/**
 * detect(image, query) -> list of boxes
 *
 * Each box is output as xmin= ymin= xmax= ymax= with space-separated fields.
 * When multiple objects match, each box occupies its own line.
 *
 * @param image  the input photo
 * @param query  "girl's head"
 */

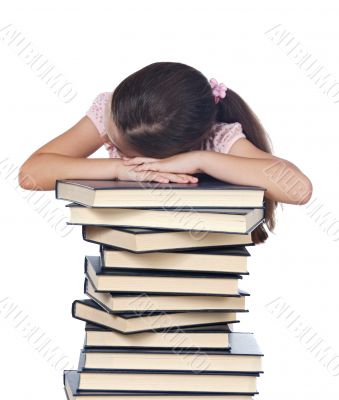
xmin=106 ymin=62 xmax=218 ymax=158
xmin=105 ymin=61 xmax=278 ymax=244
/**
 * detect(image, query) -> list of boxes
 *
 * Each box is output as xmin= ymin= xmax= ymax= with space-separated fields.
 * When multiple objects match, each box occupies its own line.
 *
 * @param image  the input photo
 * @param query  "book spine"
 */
xmin=99 ymin=245 xmax=105 ymax=267
xmin=55 ymin=180 xmax=60 ymax=199
xmin=71 ymin=300 xmax=77 ymax=319
xmin=77 ymin=350 xmax=85 ymax=371
xmin=81 ymin=225 xmax=86 ymax=241
xmin=83 ymin=278 xmax=88 ymax=295
xmin=84 ymin=256 xmax=88 ymax=274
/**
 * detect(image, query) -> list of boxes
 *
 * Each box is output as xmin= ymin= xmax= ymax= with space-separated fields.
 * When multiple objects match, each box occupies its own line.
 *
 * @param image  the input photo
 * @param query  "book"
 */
xmin=64 ymin=370 xmax=254 ymax=400
xmin=79 ymin=332 xmax=263 ymax=372
xmin=75 ymin=356 xmax=260 ymax=393
xmin=100 ymin=245 xmax=250 ymax=274
xmin=67 ymin=204 xmax=265 ymax=234
xmin=83 ymin=225 xmax=254 ymax=252
xmin=85 ymin=256 xmax=242 ymax=296
xmin=56 ymin=174 xmax=266 ymax=208
xmin=85 ymin=278 xmax=249 ymax=313
xmin=84 ymin=322 xmax=232 ymax=349
xmin=72 ymin=299 xmax=240 ymax=334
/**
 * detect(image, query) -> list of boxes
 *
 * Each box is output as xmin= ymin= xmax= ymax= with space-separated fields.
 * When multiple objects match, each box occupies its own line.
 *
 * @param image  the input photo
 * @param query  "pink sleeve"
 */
xmin=205 ymin=122 xmax=246 ymax=153
xmin=85 ymin=92 xmax=112 ymax=136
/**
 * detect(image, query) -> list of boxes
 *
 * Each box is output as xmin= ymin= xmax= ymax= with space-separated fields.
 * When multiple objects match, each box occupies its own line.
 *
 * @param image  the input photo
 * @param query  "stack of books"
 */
xmin=55 ymin=173 xmax=266 ymax=399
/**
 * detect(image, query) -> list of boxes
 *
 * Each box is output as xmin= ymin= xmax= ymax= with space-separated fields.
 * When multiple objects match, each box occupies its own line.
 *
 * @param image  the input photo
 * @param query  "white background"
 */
xmin=1 ymin=0 xmax=339 ymax=398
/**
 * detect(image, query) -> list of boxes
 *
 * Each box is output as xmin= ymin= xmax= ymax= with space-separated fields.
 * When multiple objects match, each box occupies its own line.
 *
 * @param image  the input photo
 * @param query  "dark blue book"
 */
xmin=67 ymin=203 xmax=265 ymax=234
xmin=79 ymin=331 xmax=263 ymax=373
xmin=72 ymin=297 xmax=240 ymax=334
xmin=64 ymin=369 xmax=256 ymax=399
xmin=84 ymin=255 xmax=243 ymax=296
xmin=82 ymin=225 xmax=254 ymax=252
xmin=71 ymin=350 xmax=261 ymax=393
xmin=56 ymin=173 xmax=266 ymax=208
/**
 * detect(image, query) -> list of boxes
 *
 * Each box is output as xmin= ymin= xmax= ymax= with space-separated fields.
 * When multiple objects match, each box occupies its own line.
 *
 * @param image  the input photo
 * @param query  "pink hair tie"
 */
xmin=209 ymin=78 xmax=227 ymax=104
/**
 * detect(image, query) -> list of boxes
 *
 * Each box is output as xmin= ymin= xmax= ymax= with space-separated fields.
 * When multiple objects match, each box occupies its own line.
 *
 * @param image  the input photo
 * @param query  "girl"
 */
xmin=19 ymin=61 xmax=312 ymax=244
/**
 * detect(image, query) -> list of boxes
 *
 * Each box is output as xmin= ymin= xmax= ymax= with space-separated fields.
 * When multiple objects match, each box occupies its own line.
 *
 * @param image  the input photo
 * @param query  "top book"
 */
xmin=55 ymin=173 xmax=266 ymax=208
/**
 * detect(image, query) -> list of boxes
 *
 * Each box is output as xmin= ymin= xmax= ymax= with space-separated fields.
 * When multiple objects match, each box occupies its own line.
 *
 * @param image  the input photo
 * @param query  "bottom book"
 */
xmin=70 ymin=367 xmax=259 ymax=393
xmin=64 ymin=370 xmax=256 ymax=400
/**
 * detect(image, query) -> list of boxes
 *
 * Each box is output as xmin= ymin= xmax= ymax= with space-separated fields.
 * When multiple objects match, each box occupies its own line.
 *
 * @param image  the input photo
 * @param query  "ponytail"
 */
xmin=216 ymin=88 xmax=279 ymax=244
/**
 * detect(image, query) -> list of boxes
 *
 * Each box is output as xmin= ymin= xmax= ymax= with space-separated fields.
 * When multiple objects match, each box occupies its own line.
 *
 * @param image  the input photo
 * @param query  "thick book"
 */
xmin=100 ymin=245 xmax=250 ymax=274
xmin=72 ymin=299 xmax=240 ymax=334
xmin=75 ymin=355 xmax=260 ymax=393
xmin=67 ymin=204 xmax=264 ymax=234
xmin=84 ymin=321 xmax=232 ymax=349
xmin=56 ymin=173 xmax=266 ymax=208
xmin=82 ymin=225 xmax=254 ymax=252
xmin=85 ymin=255 xmax=242 ymax=296
xmin=79 ymin=332 xmax=263 ymax=373
xmin=64 ymin=370 xmax=255 ymax=400
xmin=85 ymin=277 xmax=249 ymax=313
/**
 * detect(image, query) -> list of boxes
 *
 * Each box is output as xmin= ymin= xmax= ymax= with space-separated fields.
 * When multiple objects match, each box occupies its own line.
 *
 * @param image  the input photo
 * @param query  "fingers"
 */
xmin=134 ymin=166 xmax=198 ymax=183
xmin=158 ymin=173 xmax=198 ymax=183
xmin=154 ymin=172 xmax=191 ymax=183
xmin=135 ymin=170 xmax=197 ymax=184
xmin=123 ymin=157 xmax=159 ymax=166
xmin=176 ymin=174 xmax=199 ymax=183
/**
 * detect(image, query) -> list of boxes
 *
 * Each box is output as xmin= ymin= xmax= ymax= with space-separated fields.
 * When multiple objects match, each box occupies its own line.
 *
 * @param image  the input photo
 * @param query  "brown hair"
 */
xmin=109 ymin=61 xmax=278 ymax=244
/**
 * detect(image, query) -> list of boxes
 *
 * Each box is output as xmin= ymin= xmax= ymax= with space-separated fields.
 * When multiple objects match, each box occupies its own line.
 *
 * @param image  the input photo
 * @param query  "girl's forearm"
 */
xmin=19 ymin=153 xmax=123 ymax=191
xmin=199 ymin=151 xmax=312 ymax=205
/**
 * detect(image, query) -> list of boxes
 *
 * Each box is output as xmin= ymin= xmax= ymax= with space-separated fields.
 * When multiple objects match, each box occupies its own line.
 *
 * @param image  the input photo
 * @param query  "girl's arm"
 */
xmin=19 ymin=116 xmax=123 ymax=191
xmin=19 ymin=116 xmax=197 ymax=191
xmin=199 ymin=141 xmax=313 ymax=205
xmin=124 ymin=138 xmax=313 ymax=205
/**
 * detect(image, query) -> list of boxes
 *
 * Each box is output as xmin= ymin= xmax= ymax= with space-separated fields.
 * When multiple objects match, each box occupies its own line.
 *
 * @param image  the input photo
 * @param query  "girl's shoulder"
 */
xmin=85 ymin=91 xmax=113 ymax=135
xmin=202 ymin=122 xmax=246 ymax=154
xmin=86 ymin=91 xmax=120 ymax=157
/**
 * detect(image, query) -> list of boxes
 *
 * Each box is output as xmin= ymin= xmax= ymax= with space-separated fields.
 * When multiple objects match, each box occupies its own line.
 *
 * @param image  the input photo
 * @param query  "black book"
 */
xmin=83 ymin=225 xmax=254 ymax=252
xmin=100 ymin=245 xmax=251 ymax=274
xmin=64 ymin=370 xmax=256 ymax=399
xmin=85 ymin=255 xmax=242 ymax=296
xmin=75 ymin=350 xmax=260 ymax=393
xmin=56 ymin=173 xmax=266 ymax=208
xmin=84 ymin=277 xmax=249 ymax=313
xmin=72 ymin=299 xmax=240 ymax=334
xmin=79 ymin=332 xmax=263 ymax=373
xmin=67 ymin=203 xmax=265 ymax=234
xmin=84 ymin=321 xmax=233 ymax=349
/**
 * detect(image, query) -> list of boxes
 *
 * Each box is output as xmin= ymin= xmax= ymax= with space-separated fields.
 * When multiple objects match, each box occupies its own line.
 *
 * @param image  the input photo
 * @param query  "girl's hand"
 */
xmin=116 ymin=161 xmax=198 ymax=183
xmin=122 ymin=151 xmax=203 ymax=181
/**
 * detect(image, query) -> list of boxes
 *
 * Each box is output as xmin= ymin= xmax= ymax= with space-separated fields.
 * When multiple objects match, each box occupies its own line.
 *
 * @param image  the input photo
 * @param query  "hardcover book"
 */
xmin=100 ymin=245 xmax=250 ymax=274
xmin=56 ymin=173 xmax=266 ymax=208
xmin=64 ymin=370 xmax=255 ymax=400
xmin=79 ymin=331 xmax=263 ymax=372
xmin=84 ymin=321 xmax=232 ymax=349
xmin=72 ymin=299 xmax=240 ymax=334
xmin=75 ymin=358 xmax=260 ymax=393
xmin=85 ymin=255 xmax=242 ymax=296
xmin=67 ymin=204 xmax=265 ymax=234
xmin=84 ymin=278 xmax=249 ymax=313
xmin=82 ymin=225 xmax=254 ymax=252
